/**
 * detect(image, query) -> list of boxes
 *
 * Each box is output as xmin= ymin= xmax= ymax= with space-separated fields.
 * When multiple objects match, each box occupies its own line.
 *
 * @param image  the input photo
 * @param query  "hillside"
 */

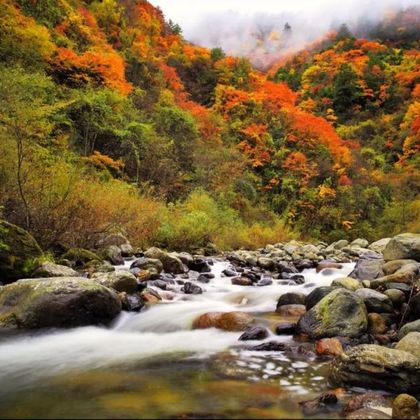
xmin=0 ymin=0 xmax=419 ymax=253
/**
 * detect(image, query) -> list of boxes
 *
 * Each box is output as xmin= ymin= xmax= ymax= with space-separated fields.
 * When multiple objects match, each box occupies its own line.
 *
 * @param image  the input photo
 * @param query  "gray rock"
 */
xmin=351 ymin=238 xmax=369 ymax=248
xmin=238 ymin=326 xmax=269 ymax=341
xmin=384 ymin=289 xmax=406 ymax=306
xmin=130 ymin=257 xmax=163 ymax=279
xmin=355 ymin=288 xmax=394 ymax=313
xmin=144 ymin=247 xmax=186 ymax=274
xmin=349 ymin=255 xmax=384 ymax=280
xmin=383 ymin=233 xmax=420 ymax=261
xmin=331 ymin=344 xmax=420 ymax=394
xmin=368 ymin=238 xmax=391 ymax=254
xmin=91 ymin=270 xmax=138 ymax=293
xmin=383 ymin=259 xmax=418 ymax=275
xmin=103 ymin=245 xmax=124 ymax=265
xmin=33 ymin=262 xmax=78 ymax=278
xmin=399 ymin=319 xmax=420 ymax=339
xmin=182 ymin=282 xmax=203 ymax=294
xmin=0 ymin=277 xmax=121 ymax=329
xmin=297 ymin=289 xmax=368 ymax=339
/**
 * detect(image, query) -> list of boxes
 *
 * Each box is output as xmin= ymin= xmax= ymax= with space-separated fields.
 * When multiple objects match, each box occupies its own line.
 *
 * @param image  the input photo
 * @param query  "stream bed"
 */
xmin=0 ymin=259 xmax=370 ymax=419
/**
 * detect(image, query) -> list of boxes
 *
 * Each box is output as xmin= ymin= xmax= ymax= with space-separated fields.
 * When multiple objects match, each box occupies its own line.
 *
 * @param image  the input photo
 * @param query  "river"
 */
xmin=0 ymin=259 xmax=356 ymax=419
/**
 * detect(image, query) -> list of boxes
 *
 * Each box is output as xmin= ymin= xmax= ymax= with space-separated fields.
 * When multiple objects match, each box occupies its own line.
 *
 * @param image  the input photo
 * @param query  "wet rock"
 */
xmin=355 ymin=288 xmax=394 ymax=313
xmin=383 ymin=233 xmax=420 ymax=261
xmin=277 ymin=292 xmax=306 ymax=308
xmin=349 ymin=254 xmax=384 ymax=280
xmin=315 ymin=337 xmax=344 ymax=357
xmin=367 ymin=313 xmax=387 ymax=334
xmin=257 ymin=277 xmax=273 ymax=286
xmin=197 ymin=273 xmax=214 ymax=283
xmin=192 ymin=311 xmax=254 ymax=332
xmin=189 ymin=258 xmax=211 ymax=273
xmin=231 ymin=277 xmax=253 ymax=286
xmin=299 ymin=391 xmax=339 ymax=416
xmin=331 ymin=344 xmax=420 ymax=394
xmin=238 ymin=326 xmax=270 ymax=341
xmin=0 ymin=221 xmax=43 ymax=284
xmin=343 ymin=392 xmax=389 ymax=416
xmin=141 ymin=288 xmax=162 ymax=304
xmin=33 ymin=262 xmax=78 ymax=278
xmin=275 ymin=321 xmax=296 ymax=335
xmin=305 ymin=286 xmax=335 ymax=310
xmin=332 ymin=277 xmax=362 ymax=291
xmin=130 ymin=257 xmax=163 ymax=279
xmin=392 ymin=394 xmax=418 ymax=419
xmin=182 ymin=282 xmax=203 ymax=294
xmin=316 ymin=261 xmax=343 ymax=273
xmin=346 ymin=408 xmax=391 ymax=419
xmin=119 ymin=292 xmax=144 ymax=312
xmin=276 ymin=304 xmax=306 ymax=317
xmin=257 ymin=257 xmax=275 ymax=270
xmin=0 ymin=277 xmax=121 ymax=329
xmin=395 ymin=332 xmax=420 ymax=357
xmin=290 ymin=274 xmax=305 ymax=284
xmin=91 ymin=270 xmax=138 ymax=293
xmin=276 ymin=261 xmax=298 ymax=274
xmin=297 ymin=289 xmax=368 ymax=339
xmin=147 ymin=280 xmax=168 ymax=290
xmin=251 ymin=341 xmax=288 ymax=351
xmin=399 ymin=319 xmax=420 ymax=339
xmin=222 ymin=268 xmax=236 ymax=277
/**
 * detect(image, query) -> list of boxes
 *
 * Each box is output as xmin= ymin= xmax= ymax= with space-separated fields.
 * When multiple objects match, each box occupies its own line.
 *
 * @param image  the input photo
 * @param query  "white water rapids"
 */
xmin=0 ymin=259 xmax=354 ymax=395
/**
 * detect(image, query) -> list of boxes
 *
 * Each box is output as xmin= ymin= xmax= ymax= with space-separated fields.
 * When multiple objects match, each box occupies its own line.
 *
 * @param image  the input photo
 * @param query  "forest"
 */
xmin=0 ymin=0 xmax=418 ymax=255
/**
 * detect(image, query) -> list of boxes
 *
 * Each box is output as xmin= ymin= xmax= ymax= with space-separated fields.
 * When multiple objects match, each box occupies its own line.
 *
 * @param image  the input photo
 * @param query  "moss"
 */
xmin=61 ymin=248 xmax=101 ymax=267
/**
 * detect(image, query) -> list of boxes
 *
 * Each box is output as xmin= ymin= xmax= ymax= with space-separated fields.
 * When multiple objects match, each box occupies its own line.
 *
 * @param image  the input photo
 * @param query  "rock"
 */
xmin=315 ymin=338 xmax=344 ymax=357
xmin=399 ymin=319 xmax=420 ymax=339
xmin=102 ymin=245 xmax=124 ymax=265
xmin=0 ymin=277 xmax=121 ymax=329
xmin=276 ymin=304 xmax=306 ymax=317
xmin=238 ymin=326 xmax=269 ymax=341
xmin=197 ymin=273 xmax=214 ymax=283
xmin=385 ymin=282 xmax=412 ymax=293
xmin=299 ymin=391 xmax=339 ymax=416
xmin=85 ymin=260 xmax=115 ymax=274
xmin=231 ymin=277 xmax=253 ymax=286
xmin=383 ymin=233 xmax=420 ymax=261
xmin=331 ymin=344 xmax=420 ymax=394
xmin=392 ymin=394 xmax=418 ymax=419
xmin=316 ymin=261 xmax=343 ymax=273
xmin=251 ymin=341 xmax=288 ymax=351
xmin=355 ymin=289 xmax=394 ymax=313
xmin=277 ymin=292 xmax=306 ymax=308
xmin=119 ymin=293 xmax=144 ymax=312
xmin=346 ymin=408 xmax=391 ymax=419
xmin=148 ymin=279 xmax=168 ymax=290
xmin=222 ymin=268 xmax=236 ymax=277
xmin=408 ymin=293 xmax=420 ymax=321
xmin=367 ymin=313 xmax=387 ymax=334
xmin=91 ymin=270 xmax=138 ymax=293
xmin=97 ymin=233 xmax=128 ymax=248
xmin=257 ymin=277 xmax=273 ymax=286
xmin=119 ymin=243 xmax=134 ymax=257
xmin=349 ymin=254 xmax=384 ymax=280
xmin=343 ymin=392 xmax=389 ymax=416
xmin=384 ymin=289 xmax=406 ymax=306
xmin=192 ymin=311 xmax=254 ymax=332
xmin=130 ymin=257 xmax=163 ymax=279
xmin=182 ymin=282 xmax=203 ymax=295
xmin=290 ymin=274 xmax=305 ymax=284
xmin=141 ymin=288 xmax=162 ymax=304
xmin=351 ymin=238 xmax=369 ymax=248
xmin=383 ymin=259 xmax=418 ymax=275
xmin=144 ymin=247 xmax=186 ymax=274
xmin=61 ymin=248 xmax=101 ymax=268
xmin=332 ymin=277 xmax=362 ymax=291
xmin=333 ymin=240 xmax=349 ymax=250
xmin=257 ymin=257 xmax=275 ymax=270
xmin=297 ymin=289 xmax=368 ymax=339
xmin=0 ymin=221 xmax=43 ymax=284
xmin=368 ymin=238 xmax=391 ymax=253
xmin=176 ymin=252 xmax=193 ymax=267
xmin=275 ymin=322 xmax=296 ymax=335
xmin=189 ymin=258 xmax=211 ymax=273
xmin=33 ymin=262 xmax=78 ymax=278
xmin=305 ymin=286 xmax=335 ymax=310
xmin=395 ymin=332 xmax=420 ymax=357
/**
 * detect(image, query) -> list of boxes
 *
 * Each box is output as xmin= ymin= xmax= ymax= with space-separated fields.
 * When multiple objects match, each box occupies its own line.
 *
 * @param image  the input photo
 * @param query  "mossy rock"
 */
xmin=0 ymin=277 xmax=121 ymax=329
xmin=297 ymin=288 xmax=368 ymax=339
xmin=61 ymin=248 xmax=101 ymax=268
xmin=0 ymin=221 xmax=43 ymax=284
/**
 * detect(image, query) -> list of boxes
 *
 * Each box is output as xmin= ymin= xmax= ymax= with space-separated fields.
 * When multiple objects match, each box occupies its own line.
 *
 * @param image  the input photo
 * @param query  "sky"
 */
xmin=149 ymin=0 xmax=420 ymax=67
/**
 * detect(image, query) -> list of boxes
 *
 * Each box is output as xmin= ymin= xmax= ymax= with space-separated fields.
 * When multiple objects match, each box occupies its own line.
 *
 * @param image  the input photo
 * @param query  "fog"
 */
xmin=149 ymin=0 xmax=420 ymax=68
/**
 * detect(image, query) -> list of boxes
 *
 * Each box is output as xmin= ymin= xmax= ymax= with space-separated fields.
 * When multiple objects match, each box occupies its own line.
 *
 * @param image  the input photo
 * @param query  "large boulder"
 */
xmin=33 ymin=262 xmax=78 ymax=278
xmin=192 ymin=311 xmax=254 ymax=332
xmin=305 ymin=286 xmax=335 ymax=310
xmin=383 ymin=233 xmax=420 ymax=262
xmin=349 ymin=254 xmax=384 ymax=280
xmin=0 ymin=221 xmax=43 ymax=283
xmin=368 ymin=238 xmax=391 ymax=254
xmin=297 ymin=289 xmax=368 ymax=339
xmin=0 ymin=277 xmax=121 ymax=329
xmin=331 ymin=344 xmax=420 ymax=394
xmin=395 ymin=332 xmax=420 ymax=358
xmin=91 ymin=270 xmax=138 ymax=293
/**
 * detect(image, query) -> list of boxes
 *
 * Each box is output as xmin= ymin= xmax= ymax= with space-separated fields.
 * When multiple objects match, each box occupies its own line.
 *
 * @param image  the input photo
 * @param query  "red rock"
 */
xmin=315 ymin=337 xmax=344 ymax=357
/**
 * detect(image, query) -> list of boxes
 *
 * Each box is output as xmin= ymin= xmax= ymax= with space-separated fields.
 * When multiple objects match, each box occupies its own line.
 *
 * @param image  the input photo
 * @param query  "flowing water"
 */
xmin=0 ymin=259 xmax=357 ymax=419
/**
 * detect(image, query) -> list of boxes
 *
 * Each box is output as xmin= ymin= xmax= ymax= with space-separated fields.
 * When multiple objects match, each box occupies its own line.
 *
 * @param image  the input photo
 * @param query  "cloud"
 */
xmin=149 ymin=0 xmax=420 ymax=68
